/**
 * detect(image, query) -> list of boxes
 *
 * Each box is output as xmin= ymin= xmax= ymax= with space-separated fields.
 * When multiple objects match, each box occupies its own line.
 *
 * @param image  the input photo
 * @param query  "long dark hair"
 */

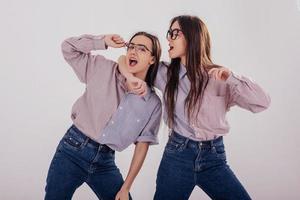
xmin=128 ymin=32 xmax=161 ymax=89
xmin=164 ymin=15 xmax=214 ymax=128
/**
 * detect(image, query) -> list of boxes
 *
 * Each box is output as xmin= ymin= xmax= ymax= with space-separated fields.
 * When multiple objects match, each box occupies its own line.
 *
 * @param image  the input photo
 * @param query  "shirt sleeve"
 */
xmin=225 ymin=72 xmax=271 ymax=113
xmin=61 ymin=34 xmax=115 ymax=84
xmin=154 ymin=62 xmax=168 ymax=91
xmin=134 ymin=101 xmax=162 ymax=145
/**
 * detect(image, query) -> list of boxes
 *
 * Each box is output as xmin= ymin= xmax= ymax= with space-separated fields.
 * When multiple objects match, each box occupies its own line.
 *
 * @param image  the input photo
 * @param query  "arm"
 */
xmin=209 ymin=67 xmax=271 ymax=113
xmin=61 ymin=34 xmax=125 ymax=83
xmin=115 ymin=102 xmax=162 ymax=200
xmin=115 ymin=142 xmax=149 ymax=200
xmin=118 ymin=55 xmax=147 ymax=96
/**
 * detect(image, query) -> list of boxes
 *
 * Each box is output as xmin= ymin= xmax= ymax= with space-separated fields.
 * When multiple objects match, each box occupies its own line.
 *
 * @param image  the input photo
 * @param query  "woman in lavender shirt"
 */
xmin=119 ymin=15 xmax=271 ymax=200
xmin=45 ymin=32 xmax=162 ymax=200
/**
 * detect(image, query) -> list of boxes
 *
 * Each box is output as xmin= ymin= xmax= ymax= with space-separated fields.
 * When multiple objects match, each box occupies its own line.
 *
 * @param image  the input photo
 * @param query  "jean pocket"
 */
xmin=62 ymin=131 xmax=84 ymax=151
xmin=202 ymin=145 xmax=226 ymax=161
xmin=165 ymin=138 xmax=185 ymax=153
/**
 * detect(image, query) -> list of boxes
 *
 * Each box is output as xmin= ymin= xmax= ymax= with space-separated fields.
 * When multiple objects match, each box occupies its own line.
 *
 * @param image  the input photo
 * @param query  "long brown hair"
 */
xmin=164 ymin=15 xmax=214 ymax=128
xmin=128 ymin=32 xmax=161 ymax=89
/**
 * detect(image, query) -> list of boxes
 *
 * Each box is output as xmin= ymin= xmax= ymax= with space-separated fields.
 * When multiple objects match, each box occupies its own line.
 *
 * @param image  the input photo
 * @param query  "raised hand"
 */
xmin=104 ymin=34 xmax=125 ymax=48
xmin=208 ymin=67 xmax=231 ymax=81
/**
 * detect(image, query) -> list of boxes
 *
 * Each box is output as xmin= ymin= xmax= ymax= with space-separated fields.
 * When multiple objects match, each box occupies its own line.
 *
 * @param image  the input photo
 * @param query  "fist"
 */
xmin=208 ymin=67 xmax=231 ymax=81
xmin=104 ymin=34 xmax=125 ymax=48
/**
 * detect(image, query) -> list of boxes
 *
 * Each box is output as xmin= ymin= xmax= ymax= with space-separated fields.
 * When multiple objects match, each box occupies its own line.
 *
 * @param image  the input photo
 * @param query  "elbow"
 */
xmin=61 ymin=40 xmax=70 ymax=55
xmin=250 ymin=96 xmax=271 ymax=113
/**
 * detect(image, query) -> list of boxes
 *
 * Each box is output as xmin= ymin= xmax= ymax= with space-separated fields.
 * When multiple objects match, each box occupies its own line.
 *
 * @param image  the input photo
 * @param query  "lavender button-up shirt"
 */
xmin=62 ymin=34 xmax=162 ymax=151
xmin=155 ymin=62 xmax=271 ymax=141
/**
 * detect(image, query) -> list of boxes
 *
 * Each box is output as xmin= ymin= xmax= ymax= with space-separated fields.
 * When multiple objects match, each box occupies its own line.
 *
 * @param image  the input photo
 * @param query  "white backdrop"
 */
xmin=1 ymin=0 xmax=299 ymax=199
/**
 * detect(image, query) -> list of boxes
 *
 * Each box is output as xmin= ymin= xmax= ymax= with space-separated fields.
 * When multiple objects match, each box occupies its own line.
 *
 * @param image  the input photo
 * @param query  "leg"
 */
xmin=196 ymin=144 xmax=251 ymax=200
xmin=154 ymin=144 xmax=196 ymax=200
xmin=45 ymin=144 xmax=86 ymax=200
xmin=86 ymin=151 xmax=132 ymax=200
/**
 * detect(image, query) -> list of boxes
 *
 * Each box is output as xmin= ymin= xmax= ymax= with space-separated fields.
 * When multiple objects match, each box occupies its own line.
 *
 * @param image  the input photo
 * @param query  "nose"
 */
xmin=128 ymin=51 xmax=137 ymax=57
xmin=128 ymin=46 xmax=138 ymax=54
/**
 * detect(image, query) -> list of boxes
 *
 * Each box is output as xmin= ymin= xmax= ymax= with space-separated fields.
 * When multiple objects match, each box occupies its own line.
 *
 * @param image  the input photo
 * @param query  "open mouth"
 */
xmin=129 ymin=58 xmax=138 ymax=67
xmin=168 ymin=45 xmax=174 ymax=52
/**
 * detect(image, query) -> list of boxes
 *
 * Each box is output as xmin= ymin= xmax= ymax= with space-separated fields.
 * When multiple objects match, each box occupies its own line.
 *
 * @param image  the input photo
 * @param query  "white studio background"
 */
xmin=0 ymin=0 xmax=299 ymax=199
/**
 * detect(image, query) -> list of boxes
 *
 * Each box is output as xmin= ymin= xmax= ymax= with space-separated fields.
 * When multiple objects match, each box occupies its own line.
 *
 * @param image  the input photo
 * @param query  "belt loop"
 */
xmin=98 ymin=143 xmax=103 ymax=152
xmin=198 ymin=142 xmax=202 ymax=149
xmin=183 ymin=137 xmax=189 ymax=149
xmin=83 ymin=137 xmax=89 ymax=147
xmin=210 ymin=139 xmax=216 ymax=152
xmin=210 ymin=140 xmax=214 ymax=147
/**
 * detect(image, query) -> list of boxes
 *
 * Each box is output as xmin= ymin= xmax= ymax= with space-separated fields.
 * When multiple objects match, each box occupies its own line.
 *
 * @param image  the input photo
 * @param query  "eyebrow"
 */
xmin=130 ymin=42 xmax=151 ymax=50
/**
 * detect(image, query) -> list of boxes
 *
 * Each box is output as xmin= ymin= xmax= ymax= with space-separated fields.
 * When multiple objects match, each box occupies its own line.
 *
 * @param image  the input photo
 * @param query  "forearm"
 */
xmin=121 ymin=142 xmax=149 ymax=191
xmin=117 ymin=55 xmax=134 ymax=80
xmin=227 ymin=72 xmax=271 ymax=112
xmin=62 ymin=34 xmax=107 ymax=56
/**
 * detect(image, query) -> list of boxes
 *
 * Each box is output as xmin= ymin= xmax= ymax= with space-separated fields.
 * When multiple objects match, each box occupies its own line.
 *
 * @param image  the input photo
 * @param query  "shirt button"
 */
xmin=111 ymin=121 xmax=114 ymax=124
xmin=119 ymin=106 xmax=123 ymax=110
xmin=137 ymin=119 xmax=140 ymax=123
xmin=103 ymin=134 xmax=106 ymax=137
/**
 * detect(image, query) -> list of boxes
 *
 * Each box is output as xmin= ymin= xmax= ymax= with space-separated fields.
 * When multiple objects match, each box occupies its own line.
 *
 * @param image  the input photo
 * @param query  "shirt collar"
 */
xmin=179 ymin=63 xmax=187 ymax=79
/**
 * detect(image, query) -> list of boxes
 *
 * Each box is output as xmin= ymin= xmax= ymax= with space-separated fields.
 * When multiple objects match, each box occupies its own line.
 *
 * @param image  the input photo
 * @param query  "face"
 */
xmin=125 ymin=35 xmax=155 ymax=76
xmin=167 ymin=20 xmax=187 ymax=62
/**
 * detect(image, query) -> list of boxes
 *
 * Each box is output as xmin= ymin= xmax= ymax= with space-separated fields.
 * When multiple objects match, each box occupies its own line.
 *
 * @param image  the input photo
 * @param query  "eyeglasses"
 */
xmin=166 ymin=28 xmax=183 ymax=40
xmin=125 ymin=42 xmax=152 ymax=54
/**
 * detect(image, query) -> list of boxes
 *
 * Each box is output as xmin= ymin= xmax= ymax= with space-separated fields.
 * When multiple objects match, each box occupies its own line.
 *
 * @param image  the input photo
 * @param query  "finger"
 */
xmin=133 ymin=81 xmax=143 ymax=89
xmin=114 ymin=39 xmax=125 ymax=44
xmin=112 ymin=36 xmax=124 ymax=42
xmin=140 ymin=89 xmax=147 ymax=97
xmin=112 ymin=34 xmax=121 ymax=40
xmin=115 ymin=43 xmax=125 ymax=48
xmin=217 ymin=69 xmax=223 ymax=80
xmin=114 ymin=37 xmax=124 ymax=42
xmin=134 ymin=87 xmax=144 ymax=94
xmin=208 ymin=68 xmax=217 ymax=75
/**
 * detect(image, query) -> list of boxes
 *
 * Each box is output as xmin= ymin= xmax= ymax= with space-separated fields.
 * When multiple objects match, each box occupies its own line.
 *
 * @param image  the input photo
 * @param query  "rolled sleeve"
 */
xmin=135 ymin=102 xmax=162 ymax=145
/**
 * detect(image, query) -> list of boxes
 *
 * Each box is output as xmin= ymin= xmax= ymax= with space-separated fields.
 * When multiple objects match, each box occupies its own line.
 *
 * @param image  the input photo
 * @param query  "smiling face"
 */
xmin=125 ymin=35 xmax=155 ymax=80
xmin=167 ymin=20 xmax=187 ymax=64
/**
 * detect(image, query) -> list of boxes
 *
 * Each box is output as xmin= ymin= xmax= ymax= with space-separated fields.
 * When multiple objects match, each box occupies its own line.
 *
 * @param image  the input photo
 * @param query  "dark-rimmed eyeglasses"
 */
xmin=166 ymin=28 xmax=183 ymax=40
xmin=125 ymin=42 xmax=152 ymax=54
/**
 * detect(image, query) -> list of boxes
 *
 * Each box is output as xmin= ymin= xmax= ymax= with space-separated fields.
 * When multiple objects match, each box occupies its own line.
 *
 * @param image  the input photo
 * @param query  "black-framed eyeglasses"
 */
xmin=125 ymin=42 xmax=152 ymax=54
xmin=166 ymin=28 xmax=183 ymax=40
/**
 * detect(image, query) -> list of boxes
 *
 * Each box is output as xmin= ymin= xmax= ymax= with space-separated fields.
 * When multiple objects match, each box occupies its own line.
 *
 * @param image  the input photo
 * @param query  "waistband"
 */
xmin=170 ymin=130 xmax=223 ymax=148
xmin=68 ymin=125 xmax=113 ymax=152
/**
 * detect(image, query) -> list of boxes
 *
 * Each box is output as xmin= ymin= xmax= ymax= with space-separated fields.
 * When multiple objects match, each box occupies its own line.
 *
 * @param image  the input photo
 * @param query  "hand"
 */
xmin=127 ymin=75 xmax=148 ymax=97
xmin=208 ymin=67 xmax=231 ymax=81
xmin=115 ymin=188 xmax=130 ymax=200
xmin=118 ymin=55 xmax=147 ymax=97
xmin=104 ymin=34 xmax=125 ymax=48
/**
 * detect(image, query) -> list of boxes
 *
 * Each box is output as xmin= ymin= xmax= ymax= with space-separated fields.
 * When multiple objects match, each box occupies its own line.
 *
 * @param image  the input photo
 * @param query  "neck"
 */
xmin=133 ymin=71 xmax=147 ymax=81
xmin=180 ymin=55 xmax=186 ymax=66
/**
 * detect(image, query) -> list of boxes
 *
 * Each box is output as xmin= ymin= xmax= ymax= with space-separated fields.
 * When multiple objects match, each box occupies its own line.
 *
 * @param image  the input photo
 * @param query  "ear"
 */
xmin=149 ymin=56 xmax=155 ymax=65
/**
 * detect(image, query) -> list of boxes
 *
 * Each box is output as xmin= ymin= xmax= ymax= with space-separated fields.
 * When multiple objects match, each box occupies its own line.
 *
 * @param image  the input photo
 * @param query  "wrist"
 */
xmin=120 ymin=185 xmax=130 ymax=192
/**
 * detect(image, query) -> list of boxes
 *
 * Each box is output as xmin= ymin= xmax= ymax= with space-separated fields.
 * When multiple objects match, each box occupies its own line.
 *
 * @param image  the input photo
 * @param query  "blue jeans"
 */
xmin=45 ymin=125 xmax=132 ymax=200
xmin=154 ymin=131 xmax=251 ymax=200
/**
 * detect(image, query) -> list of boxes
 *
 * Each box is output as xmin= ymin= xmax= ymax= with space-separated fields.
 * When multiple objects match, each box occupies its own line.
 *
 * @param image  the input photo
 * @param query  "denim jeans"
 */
xmin=45 ymin=125 xmax=132 ymax=200
xmin=154 ymin=131 xmax=251 ymax=200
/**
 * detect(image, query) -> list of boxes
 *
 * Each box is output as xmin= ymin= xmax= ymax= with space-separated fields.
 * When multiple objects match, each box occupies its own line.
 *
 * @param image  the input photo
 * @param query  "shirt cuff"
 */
xmin=93 ymin=35 xmax=107 ymax=50
xmin=135 ymin=135 xmax=159 ymax=145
